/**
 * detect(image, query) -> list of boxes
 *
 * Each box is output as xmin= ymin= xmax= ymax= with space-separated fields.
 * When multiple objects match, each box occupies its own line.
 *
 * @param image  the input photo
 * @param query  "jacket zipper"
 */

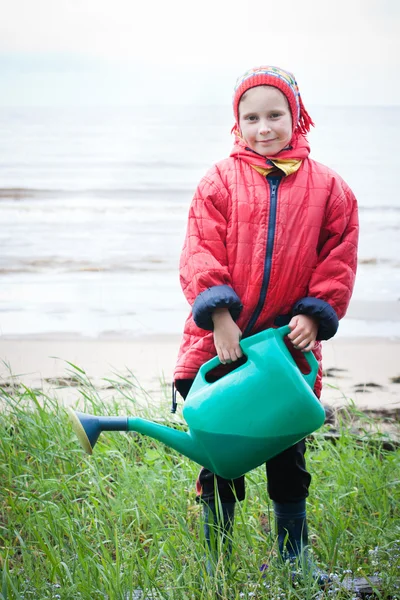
xmin=243 ymin=176 xmax=281 ymax=337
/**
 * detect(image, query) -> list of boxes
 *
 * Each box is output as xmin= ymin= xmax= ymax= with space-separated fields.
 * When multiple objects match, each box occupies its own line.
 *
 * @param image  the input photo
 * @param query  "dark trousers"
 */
xmin=175 ymin=379 xmax=311 ymax=505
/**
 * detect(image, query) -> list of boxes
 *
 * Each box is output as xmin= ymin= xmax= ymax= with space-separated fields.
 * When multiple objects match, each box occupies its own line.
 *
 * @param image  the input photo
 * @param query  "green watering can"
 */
xmin=68 ymin=326 xmax=325 ymax=479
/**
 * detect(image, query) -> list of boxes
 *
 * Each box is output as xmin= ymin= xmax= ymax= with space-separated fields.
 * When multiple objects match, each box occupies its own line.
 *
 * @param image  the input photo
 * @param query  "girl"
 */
xmin=173 ymin=66 xmax=358 ymax=579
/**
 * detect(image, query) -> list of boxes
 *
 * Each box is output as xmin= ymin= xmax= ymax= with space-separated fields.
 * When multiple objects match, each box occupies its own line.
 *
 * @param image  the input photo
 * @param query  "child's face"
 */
xmin=238 ymin=86 xmax=293 ymax=156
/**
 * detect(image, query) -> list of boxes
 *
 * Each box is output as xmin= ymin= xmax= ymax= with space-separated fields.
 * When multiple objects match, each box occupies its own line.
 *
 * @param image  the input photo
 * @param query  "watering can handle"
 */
xmin=197 ymin=355 xmax=223 ymax=384
xmin=277 ymin=325 xmax=319 ymax=389
xmin=197 ymin=325 xmax=319 ymax=389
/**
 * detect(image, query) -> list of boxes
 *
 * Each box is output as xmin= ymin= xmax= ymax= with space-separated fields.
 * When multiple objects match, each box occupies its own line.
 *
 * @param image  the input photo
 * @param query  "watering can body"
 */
xmin=181 ymin=325 xmax=325 ymax=479
xmin=68 ymin=326 xmax=325 ymax=480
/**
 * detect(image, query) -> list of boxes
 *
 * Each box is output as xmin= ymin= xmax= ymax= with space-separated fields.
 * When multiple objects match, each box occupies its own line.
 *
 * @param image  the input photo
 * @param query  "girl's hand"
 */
xmin=212 ymin=308 xmax=243 ymax=364
xmin=288 ymin=314 xmax=318 ymax=352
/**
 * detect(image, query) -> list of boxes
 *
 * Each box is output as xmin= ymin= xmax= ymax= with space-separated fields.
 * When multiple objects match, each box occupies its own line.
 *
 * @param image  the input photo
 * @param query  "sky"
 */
xmin=0 ymin=0 xmax=399 ymax=107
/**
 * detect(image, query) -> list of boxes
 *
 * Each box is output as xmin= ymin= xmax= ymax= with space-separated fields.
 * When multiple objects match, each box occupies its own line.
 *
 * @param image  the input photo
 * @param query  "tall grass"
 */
xmin=0 ymin=370 xmax=399 ymax=599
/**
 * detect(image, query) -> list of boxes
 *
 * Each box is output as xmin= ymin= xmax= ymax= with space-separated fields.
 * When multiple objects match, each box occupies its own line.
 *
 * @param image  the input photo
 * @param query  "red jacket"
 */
xmin=174 ymin=137 xmax=359 ymax=397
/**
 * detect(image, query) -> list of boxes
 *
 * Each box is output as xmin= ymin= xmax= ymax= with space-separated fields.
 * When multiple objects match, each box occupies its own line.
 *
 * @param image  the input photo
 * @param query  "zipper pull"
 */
xmin=269 ymin=177 xmax=280 ymax=195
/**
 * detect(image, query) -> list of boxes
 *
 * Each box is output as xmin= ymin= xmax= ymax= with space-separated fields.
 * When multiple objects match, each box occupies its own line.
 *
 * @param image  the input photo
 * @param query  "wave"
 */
xmin=0 ymin=187 xmax=193 ymax=200
xmin=358 ymin=258 xmax=400 ymax=267
xmin=0 ymin=159 xmax=208 ymax=169
xmin=1 ymin=187 xmax=400 ymax=211
xmin=2 ymin=256 xmax=399 ymax=276
xmin=0 ymin=257 xmax=175 ymax=275
xmin=358 ymin=205 xmax=400 ymax=212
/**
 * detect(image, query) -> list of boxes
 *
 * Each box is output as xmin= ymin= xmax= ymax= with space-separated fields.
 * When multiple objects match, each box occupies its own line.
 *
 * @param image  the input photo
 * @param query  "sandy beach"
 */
xmin=0 ymin=332 xmax=399 ymax=414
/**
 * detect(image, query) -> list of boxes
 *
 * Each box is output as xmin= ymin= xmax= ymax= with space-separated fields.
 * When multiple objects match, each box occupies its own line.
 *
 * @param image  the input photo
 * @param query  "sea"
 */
xmin=0 ymin=105 xmax=399 ymax=339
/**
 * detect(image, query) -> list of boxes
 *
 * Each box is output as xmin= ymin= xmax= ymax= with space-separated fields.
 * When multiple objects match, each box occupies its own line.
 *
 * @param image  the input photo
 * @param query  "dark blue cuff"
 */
xmin=192 ymin=284 xmax=243 ymax=330
xmin=292 ymin=297 xmax=339 ymax=340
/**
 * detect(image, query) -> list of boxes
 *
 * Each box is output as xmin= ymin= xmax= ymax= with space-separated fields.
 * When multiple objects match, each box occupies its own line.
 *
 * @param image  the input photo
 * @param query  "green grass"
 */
xmin=0 ymin=370 xmax=399 ymax=599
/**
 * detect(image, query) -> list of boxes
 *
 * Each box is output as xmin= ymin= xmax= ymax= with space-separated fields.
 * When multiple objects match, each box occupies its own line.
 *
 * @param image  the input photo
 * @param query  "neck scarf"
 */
xmin=230 ymin=130 xmax=310 ymax=177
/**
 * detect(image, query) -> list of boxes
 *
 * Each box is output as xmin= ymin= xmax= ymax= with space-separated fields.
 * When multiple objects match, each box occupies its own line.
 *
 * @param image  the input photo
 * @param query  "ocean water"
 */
xmin=0 ymin=105 xmax=399 ymax=339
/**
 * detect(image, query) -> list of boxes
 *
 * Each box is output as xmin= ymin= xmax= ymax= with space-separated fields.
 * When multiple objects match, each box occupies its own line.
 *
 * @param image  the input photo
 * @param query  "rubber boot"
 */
xmin=203 ymin=501 xmax=235 ymax=577
xmin=273 ymin=499 xmax=330 ymax=586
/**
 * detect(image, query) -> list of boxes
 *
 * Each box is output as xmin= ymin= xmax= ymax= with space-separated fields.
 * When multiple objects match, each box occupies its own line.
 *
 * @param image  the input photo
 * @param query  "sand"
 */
xmin=0 ymin=333 xmax=399 ymax=414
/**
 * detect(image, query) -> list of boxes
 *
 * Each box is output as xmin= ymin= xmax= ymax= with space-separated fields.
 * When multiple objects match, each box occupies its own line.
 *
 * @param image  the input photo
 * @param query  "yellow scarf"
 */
xmin=251 ymin=158 xmax=302 ymax=178
xmin=231 ymin=130 xmax=303 ymax=177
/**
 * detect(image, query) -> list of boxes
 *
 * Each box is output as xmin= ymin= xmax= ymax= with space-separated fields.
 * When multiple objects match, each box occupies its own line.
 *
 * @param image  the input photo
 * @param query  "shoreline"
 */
xmin=0 ymin=334 xmax=399 ymax=414
xmin=0 ymin=300 xmax=400 ymax=342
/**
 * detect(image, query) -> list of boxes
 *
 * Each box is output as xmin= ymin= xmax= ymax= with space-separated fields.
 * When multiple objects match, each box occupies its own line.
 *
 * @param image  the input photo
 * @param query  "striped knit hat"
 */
xmin=233 ymin=66 xmax=314 ymax=135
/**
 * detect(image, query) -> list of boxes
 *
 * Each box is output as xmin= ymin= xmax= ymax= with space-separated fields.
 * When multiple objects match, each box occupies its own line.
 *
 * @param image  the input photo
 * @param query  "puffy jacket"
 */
xmin=174 ymin=143 xmax=359 ymax=397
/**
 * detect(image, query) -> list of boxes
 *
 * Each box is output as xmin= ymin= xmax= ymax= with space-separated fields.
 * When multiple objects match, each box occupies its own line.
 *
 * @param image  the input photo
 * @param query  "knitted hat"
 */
xmin=233 ymin=66 xmax=314 ymax=135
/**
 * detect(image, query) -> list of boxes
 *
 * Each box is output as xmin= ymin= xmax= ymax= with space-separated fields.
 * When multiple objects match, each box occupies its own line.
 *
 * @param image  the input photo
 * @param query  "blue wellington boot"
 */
xmin=273 ymin=499 xmax=331 ymax=587
xmin=203 ymin=501 xmax=235 ymax=577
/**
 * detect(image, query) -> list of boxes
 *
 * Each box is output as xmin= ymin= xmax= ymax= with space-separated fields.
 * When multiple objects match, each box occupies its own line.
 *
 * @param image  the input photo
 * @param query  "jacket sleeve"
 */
xmin=293 ymin=176 xmax=359 ymax=340
xmin=180 ymin=172 xmax=243 ymax=330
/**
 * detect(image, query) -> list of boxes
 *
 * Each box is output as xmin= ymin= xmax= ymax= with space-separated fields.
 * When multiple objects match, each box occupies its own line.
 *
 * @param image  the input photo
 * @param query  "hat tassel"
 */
xmin=298 ymin=97 xmax=315 ymax=135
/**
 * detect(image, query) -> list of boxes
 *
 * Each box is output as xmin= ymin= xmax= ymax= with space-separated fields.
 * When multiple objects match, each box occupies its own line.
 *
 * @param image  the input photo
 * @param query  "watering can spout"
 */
xmin=126 ymin=417 xmax=208 ymax=467
xmin=67 ymin=408 xmax=209 ymax=468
